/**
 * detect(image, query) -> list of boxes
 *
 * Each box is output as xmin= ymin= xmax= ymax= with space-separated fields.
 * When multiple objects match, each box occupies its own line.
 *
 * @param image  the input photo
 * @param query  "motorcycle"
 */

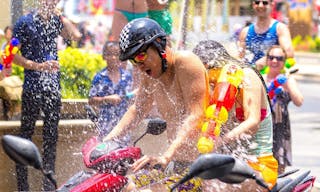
xmin=1 ymin=106 xmax=316 ymax=192
xmin=3 ymin=134 xmax=316 ymax=192
xmin=1 ymin=105 xmax=167 ymax=192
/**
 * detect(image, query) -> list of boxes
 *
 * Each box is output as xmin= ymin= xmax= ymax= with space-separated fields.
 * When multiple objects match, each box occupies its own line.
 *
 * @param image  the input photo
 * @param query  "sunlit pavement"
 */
xmin=294 ymin=52 xmax=320 ymax=82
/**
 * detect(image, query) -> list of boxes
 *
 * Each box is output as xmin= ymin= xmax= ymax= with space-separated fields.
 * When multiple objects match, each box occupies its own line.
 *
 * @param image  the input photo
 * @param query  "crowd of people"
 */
xmin=0 ymin=0 xmax=306 ymax=191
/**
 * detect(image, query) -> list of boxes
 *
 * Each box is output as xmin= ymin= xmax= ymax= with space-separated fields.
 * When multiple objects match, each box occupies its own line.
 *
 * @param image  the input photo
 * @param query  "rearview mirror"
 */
xmin=133 ymin=118 xmax=167 ymax=146
xmin=2 ymin=135 xmax=58 ymax=189
xmin=2 ymin=135 xmax=42 ymax=170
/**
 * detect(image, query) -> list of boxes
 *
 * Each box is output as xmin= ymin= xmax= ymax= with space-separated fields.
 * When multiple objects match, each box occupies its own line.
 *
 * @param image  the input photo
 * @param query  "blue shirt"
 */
xmin=89 ymin=68 xmax=133 ymax=137
xmin=13 ymin=13 xmax=63 ymax=92
xmin=245 ymin=21 xmax=279 ymax=65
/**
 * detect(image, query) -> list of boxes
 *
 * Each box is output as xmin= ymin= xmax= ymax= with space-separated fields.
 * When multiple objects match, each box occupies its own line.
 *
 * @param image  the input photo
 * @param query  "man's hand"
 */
xmin=40 ymin=60 xmax=60 ymax=72
xmin=105 ymin=95 xmax=122 ymax=105
xmin=255 ymin=56 xmax=267 ymax=71
xmin=131 ymin=155 xmax=169 ymax=173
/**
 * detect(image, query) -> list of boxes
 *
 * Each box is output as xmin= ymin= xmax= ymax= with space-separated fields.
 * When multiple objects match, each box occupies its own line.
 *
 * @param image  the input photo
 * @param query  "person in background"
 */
xmin=109 ymin=0 xmax=148 ymax=41
xmin=77 ymin=21 xmax=95 ymax=49
xmin=264 ymin=45 xmax=303 ymax=174
xmin=0 ymin=26 xmax=14 ymax=77
xmin=88 ymin=41 xmax=135 ymax=143
xmin=104 ymin=18 xmax=208 ymax=191
xmin=0 ymin=26 xmax=14 ymax=120
xmin=107 ymin=0 xmax=149 ymax=91
xmin=193 ymin=40 xmax=278 ymax=191
xmin=94 ymin=21 xmax=107 ymax=53
xmin=12 ymin=0 xmax=81 ymax=191
xmin=238 ymin=0 xmax=294 ymax=71
xmin=1 ymin=25 xmax=13 ymax=50
xmin=146 ymin=0 xmax=173 ymax=39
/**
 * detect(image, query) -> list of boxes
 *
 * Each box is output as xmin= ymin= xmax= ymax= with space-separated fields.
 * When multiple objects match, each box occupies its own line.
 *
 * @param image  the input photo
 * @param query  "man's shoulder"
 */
xmin=175 ymin=50 xmax=202 ymax=68
xmin=275 ymin=21 xmax=289 ymax=31
xmin=239 ymin=26 xmax=250 ymax=39
xmin=175 ymin=49 xmax=194 ymax=57
xmin=175 ymin=50 xmax=198 ymax=62
xmin=243 ymin=67 xmax=262 ymax=82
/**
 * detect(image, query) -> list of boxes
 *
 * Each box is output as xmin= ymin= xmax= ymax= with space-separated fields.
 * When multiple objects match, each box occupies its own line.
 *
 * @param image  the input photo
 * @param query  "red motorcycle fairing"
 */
xmin=82 ymin=136 xmax=141 ymax=172
xmin=70 ymin=173 xmax=128 ymax=192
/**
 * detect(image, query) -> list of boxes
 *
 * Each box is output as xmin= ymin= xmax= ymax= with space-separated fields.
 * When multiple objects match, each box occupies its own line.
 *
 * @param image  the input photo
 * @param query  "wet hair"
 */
xmin=192 ymin=40 xmax=248 ymax=69
xmin=266 ymin=45 xmax=287 ymax=59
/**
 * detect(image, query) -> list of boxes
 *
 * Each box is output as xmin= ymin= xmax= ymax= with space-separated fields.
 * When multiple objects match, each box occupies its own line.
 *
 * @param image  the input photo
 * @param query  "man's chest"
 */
xmin=152 ymin=81 xmax=185 ymax=117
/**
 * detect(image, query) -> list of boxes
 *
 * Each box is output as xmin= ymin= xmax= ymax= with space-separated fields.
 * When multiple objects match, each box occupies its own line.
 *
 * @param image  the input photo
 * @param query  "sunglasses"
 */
xmin=129 ymin=52 xmax=148 ymax=66
xmin=267 ymin=55 xmax=285 ymax=62
xmin=254 ymin=0 xmax=269 ymax=5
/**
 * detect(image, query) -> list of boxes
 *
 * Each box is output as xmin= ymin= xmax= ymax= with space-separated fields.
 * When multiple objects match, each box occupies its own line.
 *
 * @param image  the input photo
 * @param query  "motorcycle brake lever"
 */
xmin=153 ymin=164 xmax=164 ymax=171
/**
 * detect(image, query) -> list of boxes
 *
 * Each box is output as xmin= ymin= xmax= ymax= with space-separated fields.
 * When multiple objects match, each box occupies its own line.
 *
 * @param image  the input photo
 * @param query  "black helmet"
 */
xmin=119 ymin=18 xmax=167 ymax=61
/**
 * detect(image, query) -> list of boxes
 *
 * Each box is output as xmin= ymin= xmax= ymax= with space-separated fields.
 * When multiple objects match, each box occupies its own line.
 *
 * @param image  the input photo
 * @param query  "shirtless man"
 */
xmin=109 ymin=0 xmax=148 ymax=41
xmin=103 ymin=18 xmax=208 ymax=191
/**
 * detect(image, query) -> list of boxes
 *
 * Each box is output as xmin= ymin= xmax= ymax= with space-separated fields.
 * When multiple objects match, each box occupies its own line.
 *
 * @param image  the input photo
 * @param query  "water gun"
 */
xmin=0 ymin=38 xmax=20 ymax=74
xmin=267 ymin=74 xmax=287 ymax=105
xmin=197 ymin=64 xmax=244 ymax=154
xmin=284 ymin=58 xmax=296 ymax=69
xmin=120 ymin=91 xmax=135 ymax=100
xmin=260 ymin=58 xmax=296 ymax=75
xmin=260 ymin=65 xmax=270 ymax=75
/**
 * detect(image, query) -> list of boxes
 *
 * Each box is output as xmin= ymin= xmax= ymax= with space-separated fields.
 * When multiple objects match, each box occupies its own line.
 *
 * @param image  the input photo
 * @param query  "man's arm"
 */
xmin=88 ymin=95 xmax=122 ymax=105
xmin=56 ymin=9 xmax=81 ymax=41
xmin=277 ymin=23 xmax=294 ymax=58
xmin=13 ymin=53 xmax=59 ymax=72
xmin=162 ymin=52 xmax=207 ymax=161
xmin=238 ymin=27 xmax=249 ymax=59
xmin=224 ymin=68 xmax=262 ymax=141
xmin=254 ymin=56 xmax=267 ymax=71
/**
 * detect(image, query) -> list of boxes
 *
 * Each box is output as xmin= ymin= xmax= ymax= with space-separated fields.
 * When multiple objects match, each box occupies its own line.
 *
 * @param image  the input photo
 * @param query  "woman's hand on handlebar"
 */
xmin=131 ymin=155 xmax=169 ymax=173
